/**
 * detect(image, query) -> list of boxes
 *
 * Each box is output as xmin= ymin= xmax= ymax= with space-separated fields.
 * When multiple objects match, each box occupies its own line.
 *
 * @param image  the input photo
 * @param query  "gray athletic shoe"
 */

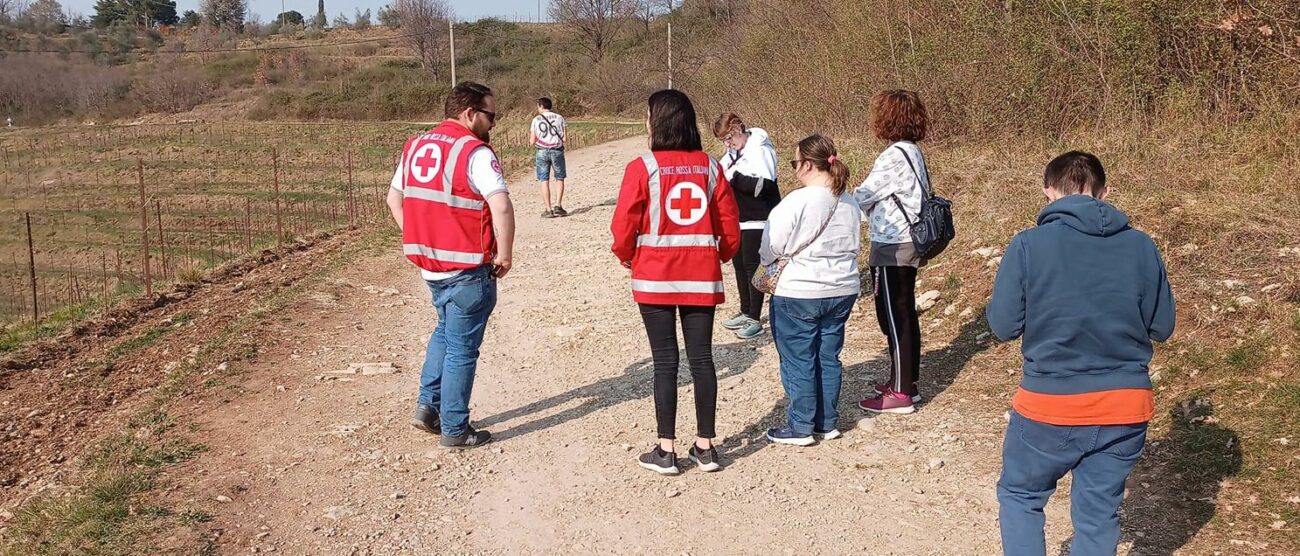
xmin=721 ymin=314 xmax=750 ymax=330
xmin=734 ymin=320 xmax=764 ymax=340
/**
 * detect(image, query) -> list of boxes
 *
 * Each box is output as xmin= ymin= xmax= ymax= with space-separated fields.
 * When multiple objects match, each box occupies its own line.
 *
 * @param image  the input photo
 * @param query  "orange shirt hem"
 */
xmin=1012 ymin=387 xmax=1154 ymax=426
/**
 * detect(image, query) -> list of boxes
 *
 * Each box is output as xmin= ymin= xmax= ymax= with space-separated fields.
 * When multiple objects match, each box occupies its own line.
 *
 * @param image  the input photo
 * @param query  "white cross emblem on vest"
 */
xmin=665 ymin=182 xmax=708 ymax=226
xmin=410 ymin=143 xmax=443 ymax=184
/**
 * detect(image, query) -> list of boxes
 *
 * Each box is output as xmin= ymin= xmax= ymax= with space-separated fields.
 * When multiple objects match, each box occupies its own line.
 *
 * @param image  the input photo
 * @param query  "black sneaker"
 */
xmin=688 ymin=444 xmax=721 ymax=472
xmin=637 ymin=446 xmax=679 ymax=475
xmin=541 ymin=208 xmax=555 ymax=218
xmin=552 ymin=205 xmax=568 ymax=217
xmin=411 ymin=404 xmax=439 ymax=435
xmin=439 ymin=426 xmax=492 ymax=449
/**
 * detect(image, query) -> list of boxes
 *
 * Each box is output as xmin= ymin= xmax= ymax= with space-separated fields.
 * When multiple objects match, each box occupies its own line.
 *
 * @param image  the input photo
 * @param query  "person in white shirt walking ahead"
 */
xmin=853 ymin=90 xmax=931 ymax=415
xmin=529 ymin=97 xmax=569 ymax=218
xmin=761 ymin=133 xmax=862 ymax=446
xmin=713 ymin=113 xmax=781 ymax=340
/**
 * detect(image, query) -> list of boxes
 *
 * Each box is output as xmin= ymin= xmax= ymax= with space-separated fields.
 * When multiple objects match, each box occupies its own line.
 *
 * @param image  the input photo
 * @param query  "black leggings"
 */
xmin=873 ymin=266 xmax=921 ymax=396
xmin=732 ymin=228 xmax=765 ymax=320
xmin=638 ymin=304 xmax=717 ymax=440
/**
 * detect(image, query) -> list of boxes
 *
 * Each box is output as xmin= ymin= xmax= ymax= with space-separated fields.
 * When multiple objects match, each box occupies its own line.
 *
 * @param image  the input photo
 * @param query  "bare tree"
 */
xmin=393 ymin=0 xmax=452 ymax=77
xmin=200 ymin=0 xmax=246 ymax=30
xmin=23 ymin=0 xmax=67 ymax=33
xmin=550 ymin=0 xmax=636 ymax=63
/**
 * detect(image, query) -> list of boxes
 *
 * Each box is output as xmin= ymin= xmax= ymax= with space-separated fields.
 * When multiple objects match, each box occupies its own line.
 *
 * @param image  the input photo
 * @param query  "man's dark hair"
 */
xmin=647 ymin=89 xmax=702 ymax=152
xmin=444 ymin=81 xmax=493 ymax=119
xmin=1044 ymin=151 xmax=1107 ymax=196
xmin=537 ymin=97 xmax=553 ymax=110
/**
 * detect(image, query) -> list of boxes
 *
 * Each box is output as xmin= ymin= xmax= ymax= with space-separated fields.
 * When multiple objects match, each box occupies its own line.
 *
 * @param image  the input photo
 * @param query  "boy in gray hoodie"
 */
xmin=987 ymin=151 xmax=1175 ymax=556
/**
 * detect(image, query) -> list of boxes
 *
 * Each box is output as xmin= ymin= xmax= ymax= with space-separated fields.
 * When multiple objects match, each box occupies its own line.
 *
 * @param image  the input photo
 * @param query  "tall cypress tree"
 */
xmin=312 ymin=0 xmax=327 ymax=28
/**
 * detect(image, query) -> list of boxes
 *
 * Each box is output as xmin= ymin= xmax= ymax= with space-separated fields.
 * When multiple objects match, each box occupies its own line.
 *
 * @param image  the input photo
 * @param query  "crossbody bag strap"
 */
xmin=786 ymin=193 xmax=840 ymax=259
xmin=892 ymin=144 xmax=930 ymax=198
xmin=888 ymin=144 xmax=927 ymax=226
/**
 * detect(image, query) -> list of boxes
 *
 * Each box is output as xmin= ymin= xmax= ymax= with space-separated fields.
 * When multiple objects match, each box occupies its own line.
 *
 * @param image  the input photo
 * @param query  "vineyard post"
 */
xmin=273 ymin=148 xmax=283 ymax=248
xmin=155 ymin=199 xmax=167 ymax=282
xmin=347 ymin=151 xmax=355 ymax=227
xmin=137 ymin=159 xmax=152 ymax=297
xmin=245 ymin=197 xmax=253 ymax=251
xmin=25 ymin=213 xmax=38 ymax=322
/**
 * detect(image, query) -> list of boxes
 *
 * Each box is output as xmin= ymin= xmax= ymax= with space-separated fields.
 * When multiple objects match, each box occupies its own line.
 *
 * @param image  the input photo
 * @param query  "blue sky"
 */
xmin=57 ymin=0 xmax=549 ymax=23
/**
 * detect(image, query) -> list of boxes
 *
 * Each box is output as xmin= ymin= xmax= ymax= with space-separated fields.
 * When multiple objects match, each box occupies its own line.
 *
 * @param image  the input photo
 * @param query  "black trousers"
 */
xmin=872 ymin=266 xmax=921 ymax=396
xmin=638 ymin=304 xmax=717 ymax=440
xmin=732 ymin=228 xmax=765 ymax=320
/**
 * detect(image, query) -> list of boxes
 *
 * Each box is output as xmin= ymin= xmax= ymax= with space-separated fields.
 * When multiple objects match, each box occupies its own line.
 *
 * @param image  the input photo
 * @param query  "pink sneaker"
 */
xmin=873 ymin=383 xmax=923 ymax=403
xmin=859 ymin=389 xmax=916 ymax=414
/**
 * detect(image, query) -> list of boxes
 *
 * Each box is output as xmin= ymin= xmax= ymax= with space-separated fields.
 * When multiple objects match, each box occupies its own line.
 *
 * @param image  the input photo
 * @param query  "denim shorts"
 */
xmin=535 ymin=147 xmax=566 ymax=181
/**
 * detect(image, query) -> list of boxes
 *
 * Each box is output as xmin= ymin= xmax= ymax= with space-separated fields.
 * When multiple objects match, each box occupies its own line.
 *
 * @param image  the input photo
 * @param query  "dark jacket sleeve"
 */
xmin=987 ymin=234 xmax=1027 ymax=341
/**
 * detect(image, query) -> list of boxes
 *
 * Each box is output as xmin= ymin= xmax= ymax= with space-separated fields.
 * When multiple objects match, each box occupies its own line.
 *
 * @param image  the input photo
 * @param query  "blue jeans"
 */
xmin=770 ymin=294 xmax=858 ymax=435
xmin=418 ymin=265 xmax=498 ymax=436
xmin=998 ymin=410 xmax=1148 ymax=556
xmin=534 ymin=147 xmax=566 ymax=181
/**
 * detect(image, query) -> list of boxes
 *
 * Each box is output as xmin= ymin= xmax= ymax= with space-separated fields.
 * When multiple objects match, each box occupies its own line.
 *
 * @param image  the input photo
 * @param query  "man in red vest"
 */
xmin=385 ymin=81 xmax=516 ymax=449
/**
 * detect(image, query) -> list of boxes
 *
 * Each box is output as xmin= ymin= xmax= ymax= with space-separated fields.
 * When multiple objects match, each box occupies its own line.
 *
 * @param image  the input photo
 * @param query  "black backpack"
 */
xmin=889 ymin=145 xmax=955 ymax=260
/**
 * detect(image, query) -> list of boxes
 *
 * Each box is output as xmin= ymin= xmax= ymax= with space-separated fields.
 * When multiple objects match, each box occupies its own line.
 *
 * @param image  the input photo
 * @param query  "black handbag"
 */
xmin=889 ymin=145 xmax=955 ymax=260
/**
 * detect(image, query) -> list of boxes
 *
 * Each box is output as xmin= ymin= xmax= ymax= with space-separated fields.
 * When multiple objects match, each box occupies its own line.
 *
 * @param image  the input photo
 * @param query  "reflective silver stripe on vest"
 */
xmin=442 ymin=135 xmax=476 ymax=190
xmin=403 ymin=185 xmax=485 ymax=210
xmin=403 ymin=243 xmax=485 ymax=265
xmin=707 ymin=156 xmax=718 ymax=196
xmin=631 ymin=279 xmax=725 ymax=294
xmin=642 ymin=153 xmax=661 ymax=236
xmin=636 ymin=234 xmax=717 ymax=248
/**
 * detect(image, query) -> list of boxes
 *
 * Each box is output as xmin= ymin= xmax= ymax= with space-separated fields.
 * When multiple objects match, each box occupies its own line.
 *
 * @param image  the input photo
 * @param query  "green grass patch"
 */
xmin=1 ymin=432 xmax=205 ymax=556
xmin=0 ymin=302 xmax=104 ymax=355
xmin=1225 ymin=333 xmax=1271 ymax=372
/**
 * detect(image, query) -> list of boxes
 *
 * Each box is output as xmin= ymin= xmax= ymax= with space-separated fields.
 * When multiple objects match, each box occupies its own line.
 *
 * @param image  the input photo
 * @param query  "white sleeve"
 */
xmin=853 ymin=148 xmax=907 ymax=209
xmin=756 ymin=138 xmax=778 ymax=182
xmin=389 ymin=156 xmax=404 ymax=191
xmin=759 ymin=200 xmax=796 ymax=265
xmin=558 ymin=115 xmax=567 ymax=140
xmin=466 ymin=146 xmax=509 ymax=199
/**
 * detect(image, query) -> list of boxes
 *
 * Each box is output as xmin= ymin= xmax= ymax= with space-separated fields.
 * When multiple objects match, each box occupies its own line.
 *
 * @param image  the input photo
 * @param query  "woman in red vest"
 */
xmin=611 ymin=89 xmax=741 ymax=475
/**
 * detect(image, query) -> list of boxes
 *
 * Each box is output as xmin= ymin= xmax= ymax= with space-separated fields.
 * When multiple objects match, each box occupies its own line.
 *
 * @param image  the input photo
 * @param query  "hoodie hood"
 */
xmin=1037 ymin=195 xmax=1130 ymax=237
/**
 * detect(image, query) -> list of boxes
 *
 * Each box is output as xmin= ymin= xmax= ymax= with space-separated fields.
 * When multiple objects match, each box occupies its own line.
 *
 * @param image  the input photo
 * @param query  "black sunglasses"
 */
xmin=789 ymin=159 xmax=806 ymax=171
xmin=474 ymin=107 xmax=497 ymax=123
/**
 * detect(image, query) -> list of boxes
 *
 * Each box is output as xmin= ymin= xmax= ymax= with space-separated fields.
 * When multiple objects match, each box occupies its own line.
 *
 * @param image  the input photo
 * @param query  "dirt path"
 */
xmin=180 ymin=137 xmax=1079 ymax=555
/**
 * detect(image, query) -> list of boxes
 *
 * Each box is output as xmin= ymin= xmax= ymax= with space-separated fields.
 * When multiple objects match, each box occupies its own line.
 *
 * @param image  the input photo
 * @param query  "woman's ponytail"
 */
xmin=828 ymin=157 xmax=850 ymax=196
xmin=797 ymin=133 xmax=850 ymax=196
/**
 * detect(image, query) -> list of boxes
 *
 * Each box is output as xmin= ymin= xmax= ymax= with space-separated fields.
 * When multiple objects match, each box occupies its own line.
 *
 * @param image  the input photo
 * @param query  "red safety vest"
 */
xmin=611 ymin=150 xmax=741 ymax=306
xmin=399 ymin=121 xmax=496 ymax=273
